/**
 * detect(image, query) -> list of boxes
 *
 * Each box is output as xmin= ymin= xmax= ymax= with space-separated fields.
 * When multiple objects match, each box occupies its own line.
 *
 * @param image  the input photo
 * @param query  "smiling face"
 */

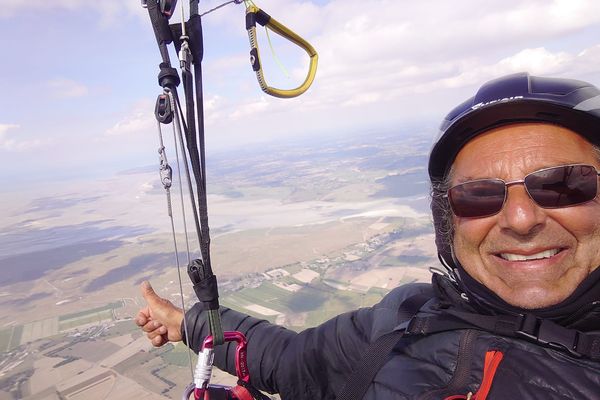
xmin=451 ymin=123 xmax=600 ymax=309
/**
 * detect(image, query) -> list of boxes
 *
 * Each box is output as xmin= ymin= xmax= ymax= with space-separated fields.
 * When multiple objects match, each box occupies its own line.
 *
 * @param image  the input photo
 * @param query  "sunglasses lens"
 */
xmin=448 ymin=179 xmax=506 ymax=218
xmin=525 ymin=165 xmax=598 ymax=208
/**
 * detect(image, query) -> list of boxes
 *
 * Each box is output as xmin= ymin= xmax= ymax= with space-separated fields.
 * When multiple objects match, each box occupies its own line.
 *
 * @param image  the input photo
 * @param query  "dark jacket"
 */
xmin=183 ymin=276 xmax=600 ymax=399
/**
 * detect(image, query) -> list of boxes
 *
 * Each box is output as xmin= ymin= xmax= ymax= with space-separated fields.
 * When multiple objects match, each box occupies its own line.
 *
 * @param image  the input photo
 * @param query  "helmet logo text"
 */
xmin=471 ymin=96 xmax=524 ymax=110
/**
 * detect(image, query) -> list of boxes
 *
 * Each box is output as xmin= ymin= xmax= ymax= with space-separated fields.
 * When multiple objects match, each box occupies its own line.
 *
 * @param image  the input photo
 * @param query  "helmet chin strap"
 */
xmin=433 ymin=245 xmax=463 ymax=290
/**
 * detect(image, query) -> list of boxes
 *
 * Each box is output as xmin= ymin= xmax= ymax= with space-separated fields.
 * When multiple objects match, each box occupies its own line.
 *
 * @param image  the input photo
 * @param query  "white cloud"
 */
xmin=494 ymin=47 xmax=571 ymax=76
xmin=1 ymin=0 xmax=77 ymax=17
xmin=229 ymin=97 xmax=271 ymax=119
xmin=571 ymin=45 xmax=600 ymax=76
xmin=204 ymin=94 xmax=222 ymax=113
xmin=105 ymin=100 xmax=155 ymax=137
xmin=8 ymin=0 xmax=600 ymax=153
xmin=205 ymin=54 xmax=249 ymax=79
xmin=0 ymin=124 xmax=19 ymax=137
xmin=416 ymin=45 xmax=600 ymax=95
xmin=105 ymin=94 xmax=227 ymax=140
xmin=203 ymin=94 xmax=228 ymax=127
xmin=306 ymin=0 xmax=600 ymax=103
xmin=0 ymin=0 xmax=146 ymax=24
xmin=106 ymin=112 xmax=153 ymax=136
xmin=47 ymin=78 xmax=89 ymax=99
xmin=191 ymin=1 xmax=600 ymax=138
xmin=0 ymin=124 xmax=43 ymax=151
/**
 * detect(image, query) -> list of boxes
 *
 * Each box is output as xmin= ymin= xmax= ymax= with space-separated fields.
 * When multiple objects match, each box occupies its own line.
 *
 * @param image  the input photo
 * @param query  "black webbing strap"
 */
xmin=184 ymin=9 xmax=223 ymax=346
xmin=337 ymin=298 xmax=600 ymax=400
xmin=189 ymin=12 xmax=213 ymax=269
xmin=145 ymin=0 xmax=174 ymax=64
xmin=406 ymin=309 xmax=600 ymax=360
xmin=336 ymin=292 xmax=432 ymax=400
xmin=576 ymin=333 xmax=600 ymax=360
xmin=336 ymin=330 xmax=405 ymax=400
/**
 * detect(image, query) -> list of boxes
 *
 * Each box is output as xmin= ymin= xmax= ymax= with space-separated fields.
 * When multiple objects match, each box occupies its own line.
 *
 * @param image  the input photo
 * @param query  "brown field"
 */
xmin=0 ymin=214 xmax=406 ymax=328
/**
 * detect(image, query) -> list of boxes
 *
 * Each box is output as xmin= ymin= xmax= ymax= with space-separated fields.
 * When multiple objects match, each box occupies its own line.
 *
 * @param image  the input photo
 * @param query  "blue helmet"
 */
xmin=430 ymin=72 xmax=600 ymax=182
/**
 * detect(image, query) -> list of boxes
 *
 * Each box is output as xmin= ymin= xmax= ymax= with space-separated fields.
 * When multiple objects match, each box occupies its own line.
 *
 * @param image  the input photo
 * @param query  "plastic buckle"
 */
xmin=515 ymin=315 xmax=582 ymax=357
xmin=536 ymin=320 xmax=582 ymax=357
xmin=514 ymin=313 xmax=539 ymax=341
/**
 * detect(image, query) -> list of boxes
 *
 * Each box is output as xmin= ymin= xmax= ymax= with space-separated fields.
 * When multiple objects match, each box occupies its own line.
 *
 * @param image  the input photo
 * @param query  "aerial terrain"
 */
xmin=0 ymin=131 xmax=437 ymax=399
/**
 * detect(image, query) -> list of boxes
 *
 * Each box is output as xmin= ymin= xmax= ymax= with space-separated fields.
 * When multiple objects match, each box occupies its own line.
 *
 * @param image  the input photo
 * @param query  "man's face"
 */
xmin=451 ymin=122 xmax=600 ymax=309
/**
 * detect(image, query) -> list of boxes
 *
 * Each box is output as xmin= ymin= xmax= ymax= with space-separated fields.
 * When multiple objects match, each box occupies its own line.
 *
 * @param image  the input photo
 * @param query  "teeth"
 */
xmin=500 ymin=249 xmax=560 ymax=262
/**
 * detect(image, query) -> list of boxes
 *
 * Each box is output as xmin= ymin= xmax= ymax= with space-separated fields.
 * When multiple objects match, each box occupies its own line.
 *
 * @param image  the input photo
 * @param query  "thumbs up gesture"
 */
xmin=135 ymin=281 xmax=184 ymax=347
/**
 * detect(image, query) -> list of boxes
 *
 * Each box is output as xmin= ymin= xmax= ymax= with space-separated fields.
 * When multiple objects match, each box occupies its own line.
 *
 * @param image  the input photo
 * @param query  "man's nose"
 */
xmin=497 ymin=185 xmax=546 ymax=235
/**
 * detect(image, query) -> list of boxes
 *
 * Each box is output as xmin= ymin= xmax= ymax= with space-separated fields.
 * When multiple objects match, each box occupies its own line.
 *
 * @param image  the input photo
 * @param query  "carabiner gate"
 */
xmin=188 ymin=331 xmax=251 ymax=400
xmin=245 ymin=5 xmax=318 ymax=98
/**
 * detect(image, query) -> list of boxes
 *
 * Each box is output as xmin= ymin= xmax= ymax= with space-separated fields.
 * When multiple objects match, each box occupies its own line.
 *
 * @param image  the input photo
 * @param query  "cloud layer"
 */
xmin=187 ymin=0 xmax=600 ymax=144
xmin=3 ymin=0 xmax=600 ymax=181
xmin=0 ymin=124 xmax=43 ymax=151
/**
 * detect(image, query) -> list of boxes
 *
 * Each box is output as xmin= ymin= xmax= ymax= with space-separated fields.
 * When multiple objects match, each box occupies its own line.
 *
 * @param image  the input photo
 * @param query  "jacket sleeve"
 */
xmin=182 ymin=283 xmax=432 ymax=399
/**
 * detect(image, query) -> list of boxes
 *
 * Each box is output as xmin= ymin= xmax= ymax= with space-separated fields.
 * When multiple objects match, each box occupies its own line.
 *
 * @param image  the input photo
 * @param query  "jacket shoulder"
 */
xmin=361 ymin=282 xmax=434 ymax=341
xmin=376 ymin=282 xmax=435 ymax=310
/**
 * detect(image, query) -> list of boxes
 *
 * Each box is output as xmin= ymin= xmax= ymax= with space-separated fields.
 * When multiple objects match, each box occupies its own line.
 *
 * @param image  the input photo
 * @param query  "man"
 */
xmin=137 ymin=72 xmax=600 ymax=399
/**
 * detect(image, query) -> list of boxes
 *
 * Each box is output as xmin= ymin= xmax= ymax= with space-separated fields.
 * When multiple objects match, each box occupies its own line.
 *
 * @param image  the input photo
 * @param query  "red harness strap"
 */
xmin=230 ymin=385 xmax=255 ymax=400
xmin=444 ymin=350 xmax=504 ymax=400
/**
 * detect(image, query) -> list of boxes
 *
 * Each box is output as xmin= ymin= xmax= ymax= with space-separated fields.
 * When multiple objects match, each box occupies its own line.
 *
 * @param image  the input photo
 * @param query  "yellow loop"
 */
xmin=245 ymin=5 xmax=318 ymax=98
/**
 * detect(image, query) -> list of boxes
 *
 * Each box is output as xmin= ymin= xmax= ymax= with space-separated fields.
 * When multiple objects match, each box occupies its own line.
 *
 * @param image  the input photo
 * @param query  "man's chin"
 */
xmin=496 ymin=286 xmax=569 ymax=310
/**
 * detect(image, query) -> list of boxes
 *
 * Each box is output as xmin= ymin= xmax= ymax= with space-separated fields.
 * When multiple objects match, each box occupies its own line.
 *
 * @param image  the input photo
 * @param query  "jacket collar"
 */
xmin=432 ymin=268 xmax=600 ymax=332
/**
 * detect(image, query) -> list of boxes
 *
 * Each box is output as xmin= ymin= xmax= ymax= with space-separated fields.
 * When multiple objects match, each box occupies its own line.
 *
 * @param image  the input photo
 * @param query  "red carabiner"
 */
xmin=192 ymin=331 xmax=250 ymax=400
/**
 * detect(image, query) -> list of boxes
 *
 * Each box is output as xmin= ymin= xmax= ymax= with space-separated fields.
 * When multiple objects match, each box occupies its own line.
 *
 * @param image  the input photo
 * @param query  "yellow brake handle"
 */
xmin=245 ymin=5 xmax=318 ymax=98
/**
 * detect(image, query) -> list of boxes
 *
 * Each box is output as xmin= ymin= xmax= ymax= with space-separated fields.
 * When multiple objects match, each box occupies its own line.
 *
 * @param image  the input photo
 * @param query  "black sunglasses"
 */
xmin=447 ymin=164 xmax=600 ymax=218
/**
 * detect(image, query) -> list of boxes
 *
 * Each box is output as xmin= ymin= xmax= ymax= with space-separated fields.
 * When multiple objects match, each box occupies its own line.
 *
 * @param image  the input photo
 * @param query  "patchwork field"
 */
xmin=0 ymin=132 xmax=436 ymax=399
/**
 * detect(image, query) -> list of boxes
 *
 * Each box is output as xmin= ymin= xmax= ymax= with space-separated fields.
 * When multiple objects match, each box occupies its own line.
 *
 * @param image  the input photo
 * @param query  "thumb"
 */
xmin=140 ymin=281 xmax=161 ymax=306
xmin=139 ymin=280 xmax=184 ymax=342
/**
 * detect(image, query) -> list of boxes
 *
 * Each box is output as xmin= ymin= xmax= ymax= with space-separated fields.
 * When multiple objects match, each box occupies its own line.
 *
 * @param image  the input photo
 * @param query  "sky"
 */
xmin=2 ymin=0 xmax=600 ymax=186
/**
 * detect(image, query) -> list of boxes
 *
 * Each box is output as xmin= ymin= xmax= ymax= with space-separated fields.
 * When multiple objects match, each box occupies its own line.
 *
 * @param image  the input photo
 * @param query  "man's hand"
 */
xmin=135 ymin=281 xmax=184 ymax=347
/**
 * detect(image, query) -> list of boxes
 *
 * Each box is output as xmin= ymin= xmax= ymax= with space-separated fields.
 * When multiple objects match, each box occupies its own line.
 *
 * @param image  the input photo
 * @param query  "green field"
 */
xmin=58 ymin=301 xmax=123 ymax=331
xmin=58 ymin=301 xmax=123 ymax=322
xmin=301 ymin=285 xmax=386 ymax=328
xmin=0 ymin=302 xmax=128 ymax=352
xmin=101 ymin=319 xmax=139 ymax=339
xmin=59 ymin=309 xmax=114 ymax=330
xmin=0 ymin=325 xmax=24 ymax=352
xmin=221 ymin=280 xmax=388 ymax=330
xmin=160 ymin=343 xmax=198 ymax=367
xmin=0 ymin=327 xmax=11 ymax=352
xmin=378 ymin=254 xmax=431 ymax=267
xmin=227 ymin=283 xmax=294 ymax=310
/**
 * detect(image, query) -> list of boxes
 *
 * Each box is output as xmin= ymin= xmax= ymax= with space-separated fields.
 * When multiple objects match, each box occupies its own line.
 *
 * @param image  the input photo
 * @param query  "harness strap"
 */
xmin=336 ymin=291 xmax=433 ymax=400
xmin=336 ymin=330 xmax=405 ymax=400
xmin=335 ymin=284 xmax=597 ymax=400
xmin=230 ymin=385 xmax=254 ymax=400
xmin=443 ymin=350 xmax=504 ymax=400
xmin=406 ymin=309 xmax=600 ymax=360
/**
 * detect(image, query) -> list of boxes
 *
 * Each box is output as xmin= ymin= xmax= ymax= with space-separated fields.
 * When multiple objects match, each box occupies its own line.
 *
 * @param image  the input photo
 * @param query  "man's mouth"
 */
xmin=498 ymin=248 xmax=561 ymax=262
